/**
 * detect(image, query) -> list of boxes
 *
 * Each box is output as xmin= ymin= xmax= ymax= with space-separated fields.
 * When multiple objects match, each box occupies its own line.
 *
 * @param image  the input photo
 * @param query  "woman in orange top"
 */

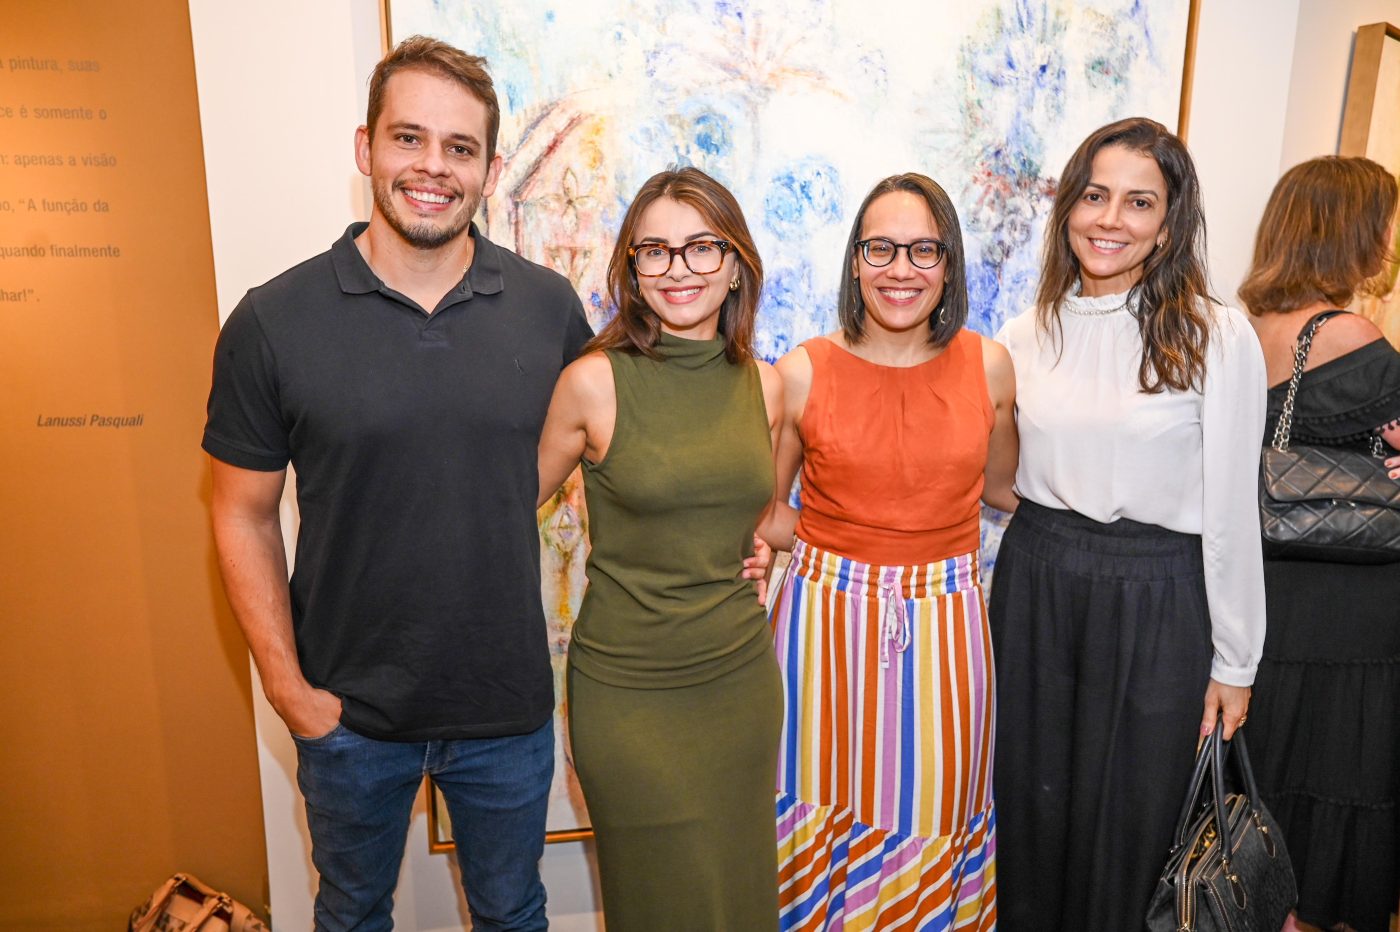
xmin=759 ymin=173 xmax=1018 ymax=930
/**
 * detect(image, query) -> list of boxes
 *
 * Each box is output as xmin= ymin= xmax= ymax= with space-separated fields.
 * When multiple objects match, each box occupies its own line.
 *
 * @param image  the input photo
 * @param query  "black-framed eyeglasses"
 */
xmin=855 ymin=238 xmax=948 ymax=269
xmin=628 ymin=239 xmax=734 ymax=277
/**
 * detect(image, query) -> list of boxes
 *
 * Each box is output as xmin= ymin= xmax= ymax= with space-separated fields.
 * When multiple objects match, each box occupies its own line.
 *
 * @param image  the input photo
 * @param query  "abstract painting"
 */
xmin=390 ymin=0 xmax=1196 ymax=842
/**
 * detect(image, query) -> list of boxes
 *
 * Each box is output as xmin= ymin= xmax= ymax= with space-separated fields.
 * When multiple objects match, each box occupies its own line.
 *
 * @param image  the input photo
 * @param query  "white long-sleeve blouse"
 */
xmin=995 ymin=289 xmax=1268 ymax=685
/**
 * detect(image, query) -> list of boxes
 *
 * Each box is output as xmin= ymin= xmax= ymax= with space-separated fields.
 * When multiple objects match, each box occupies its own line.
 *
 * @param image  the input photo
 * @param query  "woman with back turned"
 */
xmin=1240 ymin=155 xmax=1400 ymax=932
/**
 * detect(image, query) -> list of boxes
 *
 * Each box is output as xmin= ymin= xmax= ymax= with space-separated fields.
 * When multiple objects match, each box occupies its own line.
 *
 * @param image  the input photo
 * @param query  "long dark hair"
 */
xmin=1036 ymin=117 xmax=1213 ymax=393
xmin=1239 ymin=156 xmax=1399 ymax=314
xmin=837 ymin=172 xmax=968 ymax=348
xmin=586 ymin=167 xmax=762 ymax=365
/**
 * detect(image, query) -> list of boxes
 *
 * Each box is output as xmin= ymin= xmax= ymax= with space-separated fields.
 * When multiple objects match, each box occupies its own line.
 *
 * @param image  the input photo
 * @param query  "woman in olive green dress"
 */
xmin=537 ymin=167 xmax=784 ymax=931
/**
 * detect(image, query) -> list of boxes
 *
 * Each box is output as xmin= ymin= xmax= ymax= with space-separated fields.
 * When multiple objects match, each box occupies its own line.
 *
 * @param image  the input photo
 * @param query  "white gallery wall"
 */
xmin=187 ymin=2 xmax=601 ymax=929
xmin=1280 ymin=0 xmax=1400 ymax=170
xmin=187 ymin=0 xmax=1395 ymax=928
xmin=1188 ymin=0 xmax=1301 ymax=305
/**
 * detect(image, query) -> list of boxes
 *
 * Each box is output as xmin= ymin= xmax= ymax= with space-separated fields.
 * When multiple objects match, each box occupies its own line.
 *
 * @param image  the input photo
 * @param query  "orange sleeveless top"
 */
xmin=794 ymin=331 xmax=994 ymax=565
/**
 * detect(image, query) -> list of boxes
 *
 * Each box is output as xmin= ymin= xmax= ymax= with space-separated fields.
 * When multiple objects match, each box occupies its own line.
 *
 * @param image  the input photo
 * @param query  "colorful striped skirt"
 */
xmin=772 ymin=540 xmax=996 ymax=931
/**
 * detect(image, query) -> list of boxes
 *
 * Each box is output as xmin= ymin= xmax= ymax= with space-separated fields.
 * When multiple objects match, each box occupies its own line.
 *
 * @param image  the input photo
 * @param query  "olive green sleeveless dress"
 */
xmin=567 ymin=332 xmax=781 ymax=931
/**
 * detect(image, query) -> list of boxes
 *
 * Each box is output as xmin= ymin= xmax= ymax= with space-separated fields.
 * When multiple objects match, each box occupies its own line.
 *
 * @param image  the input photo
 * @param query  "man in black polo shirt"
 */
xmin=204 ymin=37 xmax=592 ymax=931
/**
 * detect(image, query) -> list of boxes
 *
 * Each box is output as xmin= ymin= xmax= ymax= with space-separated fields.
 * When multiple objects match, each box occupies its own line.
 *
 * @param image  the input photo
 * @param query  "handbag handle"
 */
xmin=131 ymin=873 xmax=231 ymax=932
xmin=1209 ymin=721 xmax=1238 ymax=876
xmin=131 ymin=875 xmax=184 ymax=930
xmin=1230 ymin=727 xmax=1263 ymax=803
xmin=1167 ymin=720 xmax=1264 ymax=853
xmin=1170 ymin=730 xmax=1216 ymax=849
xmin=1272 ymin=311 xmax=1384 ymax=457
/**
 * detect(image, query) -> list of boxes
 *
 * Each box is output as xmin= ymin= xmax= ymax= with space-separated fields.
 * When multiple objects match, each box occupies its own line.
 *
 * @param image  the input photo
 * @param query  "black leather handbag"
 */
xmin=1259 ymin=313 xmax=1400 ymax=564
xmin=1145 ymin=722 xmax=1296 ymax=932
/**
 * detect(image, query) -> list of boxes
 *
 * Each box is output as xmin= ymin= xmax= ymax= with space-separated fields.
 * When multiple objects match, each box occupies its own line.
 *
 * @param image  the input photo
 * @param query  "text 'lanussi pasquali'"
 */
xmin=37 ymin=414 xmax=144 ymax=428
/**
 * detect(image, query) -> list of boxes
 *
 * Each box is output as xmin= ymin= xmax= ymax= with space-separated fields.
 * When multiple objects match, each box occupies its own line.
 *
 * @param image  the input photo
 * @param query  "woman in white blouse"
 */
xmin=991 ymin=117 xmax=1267 ymax=930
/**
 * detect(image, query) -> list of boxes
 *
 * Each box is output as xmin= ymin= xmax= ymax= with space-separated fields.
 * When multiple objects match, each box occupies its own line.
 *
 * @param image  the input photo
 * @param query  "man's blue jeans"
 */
xmin=292 ymin=718 xmax=554 ymax=932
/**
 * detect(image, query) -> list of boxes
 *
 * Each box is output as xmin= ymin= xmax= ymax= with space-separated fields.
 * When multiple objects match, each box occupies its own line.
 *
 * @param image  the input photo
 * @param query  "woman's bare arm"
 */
xmin=980 ymin=336 xmax=1020 ymax=513
xmin=537 ymin=353 xmax=614 ymax=507
xmin=757 ymin=346 xmax=812 ymax=551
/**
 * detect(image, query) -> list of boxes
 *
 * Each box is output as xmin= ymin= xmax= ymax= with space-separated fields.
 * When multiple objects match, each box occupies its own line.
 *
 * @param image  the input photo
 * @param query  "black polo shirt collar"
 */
xmin=329 ymin=221 xmax=506 ymax=309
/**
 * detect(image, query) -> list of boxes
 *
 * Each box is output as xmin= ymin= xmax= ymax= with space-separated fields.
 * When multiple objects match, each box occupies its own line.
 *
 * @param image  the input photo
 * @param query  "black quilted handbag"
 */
xmin=1145 ymin=722 xmax=1296 ymax=932
xmin=1259 ymin=313 xmax=1400 ymax=564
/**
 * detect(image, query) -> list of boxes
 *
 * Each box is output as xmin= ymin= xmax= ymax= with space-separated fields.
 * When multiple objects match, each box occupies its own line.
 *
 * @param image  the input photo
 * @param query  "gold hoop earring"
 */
xmin=729 ymin=278 xmax=739 ymax=292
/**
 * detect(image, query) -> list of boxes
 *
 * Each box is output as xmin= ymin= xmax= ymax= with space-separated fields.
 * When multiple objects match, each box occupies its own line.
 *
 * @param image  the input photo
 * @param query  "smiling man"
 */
xmin=203 ymin=37 xmax=592 ymax=931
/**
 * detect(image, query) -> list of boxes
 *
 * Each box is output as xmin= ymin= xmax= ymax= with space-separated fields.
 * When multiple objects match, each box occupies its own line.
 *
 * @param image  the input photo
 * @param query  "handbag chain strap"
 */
xmin=1271 ymin=313 xmax=1385 ymax=458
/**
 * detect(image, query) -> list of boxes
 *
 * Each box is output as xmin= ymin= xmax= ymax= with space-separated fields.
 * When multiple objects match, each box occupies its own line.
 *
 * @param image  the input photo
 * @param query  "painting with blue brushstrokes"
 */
xmin=391 ymin=0 xmax=1194 ymax=840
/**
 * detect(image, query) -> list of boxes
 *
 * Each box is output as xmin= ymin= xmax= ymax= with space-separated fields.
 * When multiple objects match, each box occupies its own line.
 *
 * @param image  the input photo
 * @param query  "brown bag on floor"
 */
xmin=129 ymin=872 xmax=268 ymax=932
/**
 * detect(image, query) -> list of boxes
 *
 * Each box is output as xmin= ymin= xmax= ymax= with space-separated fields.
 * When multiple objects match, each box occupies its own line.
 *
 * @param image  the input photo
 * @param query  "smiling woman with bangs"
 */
xmin=991 ymin=117 xmax=1269 ymax=930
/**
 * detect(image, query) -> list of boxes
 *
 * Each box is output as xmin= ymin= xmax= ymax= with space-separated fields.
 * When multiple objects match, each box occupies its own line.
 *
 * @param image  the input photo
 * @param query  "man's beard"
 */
xmin=374 ymin=178 xmax=479 ymax=250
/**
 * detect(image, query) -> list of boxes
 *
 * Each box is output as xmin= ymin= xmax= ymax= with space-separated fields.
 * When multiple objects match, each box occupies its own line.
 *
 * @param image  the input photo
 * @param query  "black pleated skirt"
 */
xmin=989 ymin=500 xmax=1214 ymax=932
xmin=1248 ymin=557 xmax=1400 ymax=932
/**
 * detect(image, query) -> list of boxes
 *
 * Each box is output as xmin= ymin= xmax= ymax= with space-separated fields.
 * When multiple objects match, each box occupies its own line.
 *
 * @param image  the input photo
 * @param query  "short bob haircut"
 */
xmin=1036 ymin=117 xmax=1213 ymax=394
xmin=837 ymin=173 xmax=968 ymax=348
xmin=1238 ymin=156 xmax=1399 ymax=314
xmin=366 ymin=36 xmax=501 ymax=163
xmin=587 ymin=167 xmax=762 ymax=365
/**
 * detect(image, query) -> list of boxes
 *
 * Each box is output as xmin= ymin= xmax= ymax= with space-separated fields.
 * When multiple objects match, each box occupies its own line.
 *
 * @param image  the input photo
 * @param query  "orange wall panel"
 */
xmin=0 ymin=3 xmax=268 ymax=928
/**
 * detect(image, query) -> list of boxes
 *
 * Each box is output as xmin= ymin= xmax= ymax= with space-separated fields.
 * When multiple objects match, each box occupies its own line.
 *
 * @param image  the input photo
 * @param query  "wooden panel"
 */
xmin=0 ymin=3 xmax=269 ymax=928
xmin=1339 ymin=22 xmax=1400 ymax=349
xmin=1339 ymin=23 xmax=1400 ymax=157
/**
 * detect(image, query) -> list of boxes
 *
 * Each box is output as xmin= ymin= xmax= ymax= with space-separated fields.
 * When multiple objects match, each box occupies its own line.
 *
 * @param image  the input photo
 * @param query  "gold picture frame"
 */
xmin=426 ymin=777 xmax=592 ymax=854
